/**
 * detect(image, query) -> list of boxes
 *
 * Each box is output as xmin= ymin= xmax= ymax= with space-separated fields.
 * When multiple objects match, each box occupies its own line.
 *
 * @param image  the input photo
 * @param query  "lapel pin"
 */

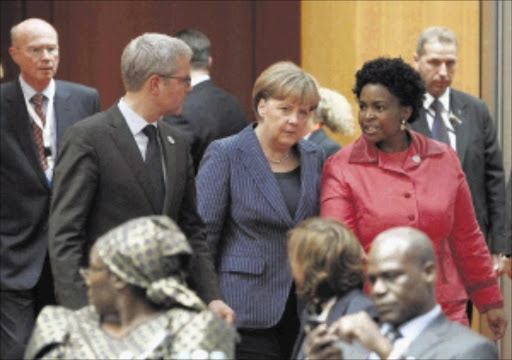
xmin=412 ymin=155 xmax=421 ymax=164
xmin=167 ymin=136 xmax=175 ymax=144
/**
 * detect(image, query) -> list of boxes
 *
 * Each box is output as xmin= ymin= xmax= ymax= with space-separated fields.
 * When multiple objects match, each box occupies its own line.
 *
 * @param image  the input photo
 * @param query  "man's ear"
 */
xmin=148 ymin=75 xmax=162 ymax=95
xmin=422 ymin=260 xmax=436 ymax=284
xmin=9 ymin=47 xmax=19 ymax=64
xmin=413 ymin=53 xmax=420 ymax=70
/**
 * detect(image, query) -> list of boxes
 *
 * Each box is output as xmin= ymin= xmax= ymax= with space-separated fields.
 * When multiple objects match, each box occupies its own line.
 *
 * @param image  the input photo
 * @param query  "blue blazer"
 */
xmin=196 ymin=124 xmax=325 ymax=328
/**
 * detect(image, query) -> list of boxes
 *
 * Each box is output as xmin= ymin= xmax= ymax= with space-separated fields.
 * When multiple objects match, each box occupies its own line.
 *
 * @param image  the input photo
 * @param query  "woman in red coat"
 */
xmin=321 ymin=58 xmax=506 ymax=339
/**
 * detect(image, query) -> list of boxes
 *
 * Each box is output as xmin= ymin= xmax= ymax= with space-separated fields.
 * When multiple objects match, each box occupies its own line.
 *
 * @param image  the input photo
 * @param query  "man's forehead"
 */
xmin=368 ymin=253 xmax=405 ymax=273
xmin=422 ymin=40 xmax=457 ymax=58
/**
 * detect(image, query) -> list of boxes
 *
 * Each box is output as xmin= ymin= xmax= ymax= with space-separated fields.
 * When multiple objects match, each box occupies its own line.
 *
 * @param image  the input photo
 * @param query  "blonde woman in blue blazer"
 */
xmin=196 ymin=62 xmax=324 ymax=360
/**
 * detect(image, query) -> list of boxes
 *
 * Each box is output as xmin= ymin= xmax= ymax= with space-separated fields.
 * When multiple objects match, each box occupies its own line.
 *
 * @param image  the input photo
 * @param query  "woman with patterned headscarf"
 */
xmin=25 ymin=216 xmax=237 ymax=359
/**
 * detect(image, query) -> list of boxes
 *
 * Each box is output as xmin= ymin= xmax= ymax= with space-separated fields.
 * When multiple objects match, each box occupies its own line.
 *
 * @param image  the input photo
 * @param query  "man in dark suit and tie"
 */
xmin=163 ymin=28 xmax=247 ymax=172
xmin=304 ymin=227 xmax=503 ymax=360
xmin=48 ymin=33 xmax=234 ymax=323
xmin=408 ymin=27 xmax=510 ymax=275
xmin=0 ymin=18 xmax=101 ymax=359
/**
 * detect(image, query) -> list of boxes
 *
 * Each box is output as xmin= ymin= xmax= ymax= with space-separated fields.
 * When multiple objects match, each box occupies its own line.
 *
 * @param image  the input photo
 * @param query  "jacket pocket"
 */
xmin=219 ymin=255 xmax=265 ymax=275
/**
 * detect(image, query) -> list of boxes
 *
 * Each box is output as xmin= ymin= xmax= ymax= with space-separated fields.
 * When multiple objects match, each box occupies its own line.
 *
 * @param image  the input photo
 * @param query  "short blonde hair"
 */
xmin=252 ymin=61 xmax=320 ymax=122
xmin=314 ymin=88 xmax=355 ymax=136
xmin=287 ymin=218 xmax=364 ymax=300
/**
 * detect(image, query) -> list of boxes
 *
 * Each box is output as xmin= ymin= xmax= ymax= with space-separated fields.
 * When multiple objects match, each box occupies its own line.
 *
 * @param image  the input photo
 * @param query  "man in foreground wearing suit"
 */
xmin=48 ymin=33 xmax=234 ymax=322
xmin=164 ymin=28 xmax=247 ymax=172
xmin=305 ymin=227 xmax=502 ymax=359
xmin=0 ymin=18 xmax=101 ymax=359
xmin=409 ymin=27 xmax=510 ymax=275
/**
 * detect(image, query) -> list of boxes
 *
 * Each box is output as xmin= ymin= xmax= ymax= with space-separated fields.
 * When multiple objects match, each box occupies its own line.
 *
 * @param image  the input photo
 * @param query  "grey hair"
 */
xmin=121 ymin=33 xmax=192 ymax=92
xmin=313 ymin=88 xmax=355 ymax=136
xmin=174 ymin=28 xmax=210 ymax=69
xmin=416 ymin=27 xmax=457 ymax=57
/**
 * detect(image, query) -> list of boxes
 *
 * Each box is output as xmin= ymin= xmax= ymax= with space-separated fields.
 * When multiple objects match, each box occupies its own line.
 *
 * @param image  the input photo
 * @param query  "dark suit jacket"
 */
xmin=308 ymin=128 xmax=341 ymax=158
xmin=291 ymin=289 xmax=376 ymax=360
xmin=196 ymin=124 xmax=325 ymax=328
xmin=409 ymin=88 xmax=508 ymax=254
xmin=0 ymin=79 xmax=100 ymax=291
xmin=48 ymin=104 xmax=222 ymax=309
xmin=163 ymin=79 xmax=247 ymax=172
xmin=403 ymin=312 xmax=498 ymax=359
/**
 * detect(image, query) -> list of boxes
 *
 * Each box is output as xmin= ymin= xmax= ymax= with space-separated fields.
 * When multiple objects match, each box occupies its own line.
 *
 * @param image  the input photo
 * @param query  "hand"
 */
xmin=304 ymin=323 xmax=342 ymax=360
xmin=485 ymin=308 xmax=507 ymax=341
xmin=329 ymin=312 xmax=392 ymax=359
xmin=208 ymin=300 xmax=235 ymax=324
xmin=491 ymin=254 xmax=511 ymax=277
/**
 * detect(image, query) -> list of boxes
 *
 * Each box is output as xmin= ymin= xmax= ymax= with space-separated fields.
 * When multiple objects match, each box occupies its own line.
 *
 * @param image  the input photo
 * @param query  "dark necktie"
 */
xmin=143 ymin=125 xmax=165 ymax=212
xmin=431 ymin=99 xmax=450 ymax=144
xmin=31 ymin=93 xmax=48 ymax=170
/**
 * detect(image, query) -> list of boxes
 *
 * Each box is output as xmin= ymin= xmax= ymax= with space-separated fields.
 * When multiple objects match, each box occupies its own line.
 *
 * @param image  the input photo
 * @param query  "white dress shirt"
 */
xmin=19 ymin=75 xmax=56 ymax=181
xmin=118 ymin=98 xmax=167 ymax=180
xmin=369 ymin=305 xmax=442 ymax=360
xmin=422 ymin=89 xmax=460 ymax=151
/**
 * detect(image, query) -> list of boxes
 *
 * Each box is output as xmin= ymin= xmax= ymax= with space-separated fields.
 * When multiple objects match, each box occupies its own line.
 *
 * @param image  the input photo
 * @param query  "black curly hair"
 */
xmin=352 ymin=57 xmax=425 ymax=122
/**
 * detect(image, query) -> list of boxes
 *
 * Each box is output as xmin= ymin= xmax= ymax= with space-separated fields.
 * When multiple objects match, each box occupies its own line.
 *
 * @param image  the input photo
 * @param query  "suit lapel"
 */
xmin=6 ymin=80 xmax=49 ymax=187
xmin=450 ymin=90 xmax=470 ymax=165
xmin=404 ymin=313 xmax=448 ymax=358
xmin=159 ymin=121 xmax=177 ymax=213
xmin=54 ymin=81 xmax=73 ymax=148
xmin=107 ymin=105 xmax=161 ymax=213
xmin=237 ymin=127 xmax=294 ymax=226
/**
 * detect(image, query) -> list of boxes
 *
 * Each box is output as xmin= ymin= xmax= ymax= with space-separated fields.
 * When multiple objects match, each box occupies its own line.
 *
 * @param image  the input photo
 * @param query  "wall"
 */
xmin=301 ymin=0 xmax=480 ymax=146
xmin=0 ymin=0 xmax=300 ymax=121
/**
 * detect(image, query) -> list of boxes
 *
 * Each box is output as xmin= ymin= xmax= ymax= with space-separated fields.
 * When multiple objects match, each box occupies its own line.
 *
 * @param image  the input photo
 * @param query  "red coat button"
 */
xmin=408 ymin=214 xmax=415 ymax=221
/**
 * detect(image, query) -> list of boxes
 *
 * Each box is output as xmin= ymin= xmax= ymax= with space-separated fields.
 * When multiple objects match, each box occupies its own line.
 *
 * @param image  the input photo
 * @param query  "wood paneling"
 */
xmin=301 ymin=0 xmax=480 ymax=146
xmin=1 ymin=1 xmax=300 ymax=121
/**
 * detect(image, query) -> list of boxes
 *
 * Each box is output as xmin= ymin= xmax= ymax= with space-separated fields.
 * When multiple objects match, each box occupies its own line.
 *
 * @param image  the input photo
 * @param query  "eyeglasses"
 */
xmin=157 ymin=74 xmax=191 ymax=87
xmin=20 ymin=45 xmax=59 ymax=58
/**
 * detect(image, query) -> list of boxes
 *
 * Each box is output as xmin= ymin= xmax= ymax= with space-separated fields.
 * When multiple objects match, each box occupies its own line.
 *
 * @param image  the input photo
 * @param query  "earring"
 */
xmin=400 ymin=119 xmax=406 ymax=131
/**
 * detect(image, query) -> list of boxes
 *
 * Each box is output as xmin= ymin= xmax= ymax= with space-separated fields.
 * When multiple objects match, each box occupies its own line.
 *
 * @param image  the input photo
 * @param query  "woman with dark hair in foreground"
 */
xmin=320 ymin=57 xmax=505 ymax=338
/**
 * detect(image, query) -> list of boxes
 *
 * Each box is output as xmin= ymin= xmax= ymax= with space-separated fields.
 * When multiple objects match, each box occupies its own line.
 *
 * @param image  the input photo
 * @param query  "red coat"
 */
xmin=321 ymin=130 xmax=503 ymax=314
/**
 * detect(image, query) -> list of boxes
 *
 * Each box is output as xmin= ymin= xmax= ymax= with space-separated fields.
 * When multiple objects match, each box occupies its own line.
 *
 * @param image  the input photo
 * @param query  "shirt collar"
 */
xmin=19 ymin=75 xmax=55 ymax=102
xmin=118 ymin=98 xmax=157 ymax=136
xmin=191 ymin=73 xmax=210 ymax=88
xmin=397 ymin=304 xmax=441 ymax=340
xmin=424 ymin=88 xmax=450 ymax=112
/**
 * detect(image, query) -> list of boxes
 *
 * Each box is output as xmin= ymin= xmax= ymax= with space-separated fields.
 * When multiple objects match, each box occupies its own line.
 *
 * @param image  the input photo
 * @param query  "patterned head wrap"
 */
xmin=94 ymin=216 xmax=205 ymax=310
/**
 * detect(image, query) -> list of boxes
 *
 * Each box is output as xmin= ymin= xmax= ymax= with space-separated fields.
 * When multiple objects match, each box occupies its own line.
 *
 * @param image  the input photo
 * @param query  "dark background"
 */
xmin=1 ymin=0 xmax=301 ymax=121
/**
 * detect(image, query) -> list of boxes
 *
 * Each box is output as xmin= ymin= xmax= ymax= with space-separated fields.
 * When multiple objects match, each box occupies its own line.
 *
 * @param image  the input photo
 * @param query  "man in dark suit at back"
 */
xmin=409 ymin=27 xmax=510 ymax=275
xmin=48 ymin=33 xmax=234 ymax=323
xmin=304 ymin=227 xmax=504 ymax=360
xmin=0 ymin=18 xmax=101 ymax=359
xmin=163 ymin=28 xmax=247 ymax=172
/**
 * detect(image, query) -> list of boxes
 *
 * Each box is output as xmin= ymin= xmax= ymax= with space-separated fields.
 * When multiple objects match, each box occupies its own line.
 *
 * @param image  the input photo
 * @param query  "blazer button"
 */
xmin=404 ymin=192 xmax=411 ymax=198
xmin=408 ymin=214 xmax=415 ymax=221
